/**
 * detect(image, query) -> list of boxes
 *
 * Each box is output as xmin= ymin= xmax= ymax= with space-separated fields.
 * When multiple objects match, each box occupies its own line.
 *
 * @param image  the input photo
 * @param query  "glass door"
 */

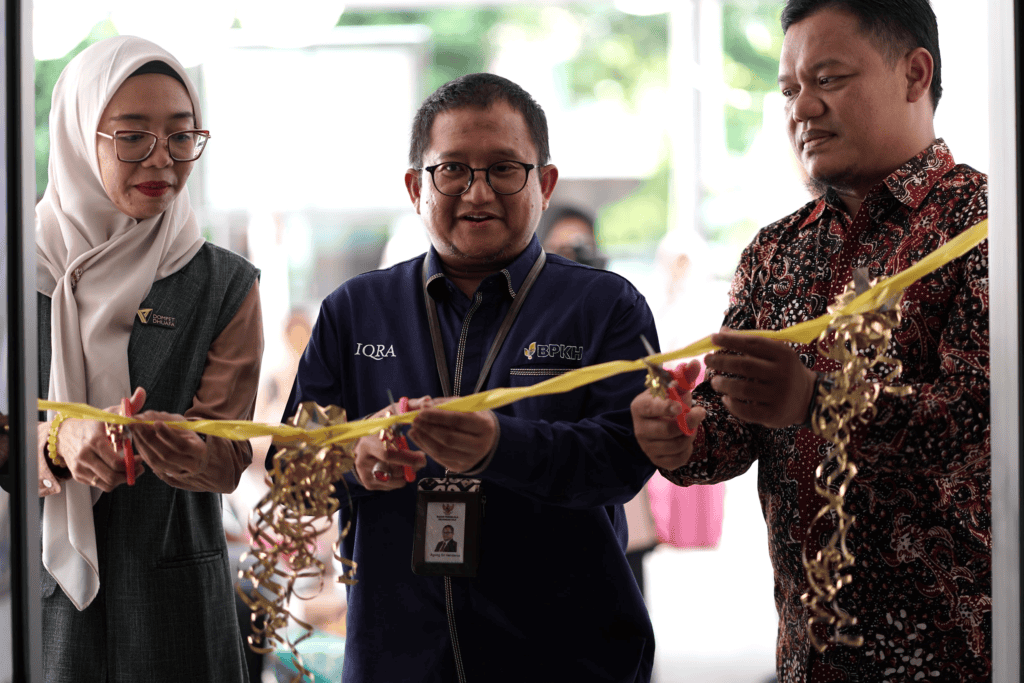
xmin=3 ymin=0 xmax=42 ymax=680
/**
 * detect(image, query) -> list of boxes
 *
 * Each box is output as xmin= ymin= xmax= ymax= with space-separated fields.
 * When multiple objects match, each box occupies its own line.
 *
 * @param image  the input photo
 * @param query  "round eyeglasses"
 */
xmin=96 ymin=129 xmax=211 ymax=163
xmin=420 ymin=160 xmax=538 ymax=196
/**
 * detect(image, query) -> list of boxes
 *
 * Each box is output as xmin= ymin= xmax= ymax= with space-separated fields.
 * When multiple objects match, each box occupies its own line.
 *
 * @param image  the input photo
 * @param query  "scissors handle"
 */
xmin=666 ymin=364 xmax=701 ymax=437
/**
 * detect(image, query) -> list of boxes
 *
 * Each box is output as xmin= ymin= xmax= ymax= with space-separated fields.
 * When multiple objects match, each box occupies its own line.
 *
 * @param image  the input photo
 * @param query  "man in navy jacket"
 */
xmin=282 ymin=73 xmax=658 ymax=682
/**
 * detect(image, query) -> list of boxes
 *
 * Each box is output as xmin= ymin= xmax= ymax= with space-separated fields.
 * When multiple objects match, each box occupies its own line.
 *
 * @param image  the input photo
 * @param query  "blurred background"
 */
xmin=19 ymin=1 xmax=991 ymax=681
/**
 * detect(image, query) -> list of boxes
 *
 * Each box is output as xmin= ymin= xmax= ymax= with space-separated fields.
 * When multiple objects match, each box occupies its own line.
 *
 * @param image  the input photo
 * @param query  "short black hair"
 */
xmin=781 ymin=0 xmax=942 ymax=109
xmin=409 ymin=73 xmax=550 ymax=168
xmin=442 ymin=525 xmax=454 ymax=533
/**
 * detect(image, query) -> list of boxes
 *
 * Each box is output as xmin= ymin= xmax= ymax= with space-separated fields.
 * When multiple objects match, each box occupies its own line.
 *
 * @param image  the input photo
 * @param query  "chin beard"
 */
xmin=805 ymin=164 xmax=874 ymax=200
xmin=805 ymin=175 xmax=831 ymax=198
xmin=441 ymin=240 xmax=513 ymax=270
xmin=805 ymin=169 xmax=866 ymax=200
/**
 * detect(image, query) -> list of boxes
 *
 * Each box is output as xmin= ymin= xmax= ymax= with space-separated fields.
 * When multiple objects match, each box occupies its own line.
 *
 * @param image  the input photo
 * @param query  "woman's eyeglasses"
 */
xmin=96 ymin=129 xmax=211 ymax=162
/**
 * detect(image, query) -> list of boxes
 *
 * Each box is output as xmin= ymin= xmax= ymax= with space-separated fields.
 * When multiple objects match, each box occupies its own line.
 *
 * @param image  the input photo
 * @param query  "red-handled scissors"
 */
xmin=640 ymin=335 xmax=699 ymax=436
xmin=105 ymin=398 xmax=138 ymax=485
xmin=375 ymin=390 xmax=416 ymax=483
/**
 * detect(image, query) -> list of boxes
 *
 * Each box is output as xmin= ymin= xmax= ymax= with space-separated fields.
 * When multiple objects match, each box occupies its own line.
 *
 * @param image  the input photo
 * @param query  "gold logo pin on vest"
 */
xmin=137 ymin=308 xmax=176 ymax=328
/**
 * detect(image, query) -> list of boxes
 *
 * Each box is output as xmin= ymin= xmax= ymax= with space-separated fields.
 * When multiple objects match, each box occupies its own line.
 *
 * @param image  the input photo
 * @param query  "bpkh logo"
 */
xmin=354 ymin=342 xmax=397 ymax=360
xmin=523 ymin=341 xmax=583 ymax=361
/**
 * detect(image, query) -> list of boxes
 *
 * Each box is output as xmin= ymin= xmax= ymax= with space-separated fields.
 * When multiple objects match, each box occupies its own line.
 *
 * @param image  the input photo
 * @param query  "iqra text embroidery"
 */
xmin=355 ymin=343 xmax=397 ymax=360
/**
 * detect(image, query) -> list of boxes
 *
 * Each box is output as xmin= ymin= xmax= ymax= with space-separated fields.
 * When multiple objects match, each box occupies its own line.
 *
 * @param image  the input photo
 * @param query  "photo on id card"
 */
xmin=412 ymin=478 xmax=482 ymax=577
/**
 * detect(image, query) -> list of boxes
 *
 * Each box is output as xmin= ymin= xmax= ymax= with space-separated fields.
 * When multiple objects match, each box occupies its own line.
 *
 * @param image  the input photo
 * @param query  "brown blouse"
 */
xmin=161 ymin=281 xmax=264 ymax=493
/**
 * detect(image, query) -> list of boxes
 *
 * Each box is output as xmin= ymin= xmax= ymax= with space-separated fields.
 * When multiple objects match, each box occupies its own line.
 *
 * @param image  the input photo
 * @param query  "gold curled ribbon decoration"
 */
xmin=236 ymin=402 xmax=356 ymax=683
xmin=800 ymin=272 xmax=913 ymax=652
xmin=34 ymin=218 xmax=987 ymax=667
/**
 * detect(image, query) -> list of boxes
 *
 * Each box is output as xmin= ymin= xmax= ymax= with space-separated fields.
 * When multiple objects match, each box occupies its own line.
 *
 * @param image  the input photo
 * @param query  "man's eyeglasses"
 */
xmin=96 ymin=129 xmax=211 ymax=163
xmin=419 ymin=160 xmax=537 ymax=196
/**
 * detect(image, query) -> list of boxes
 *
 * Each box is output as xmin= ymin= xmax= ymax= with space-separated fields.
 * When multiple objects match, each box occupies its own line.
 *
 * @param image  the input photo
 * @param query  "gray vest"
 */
xmin=39 ymin=243 xmax=258 ymax=683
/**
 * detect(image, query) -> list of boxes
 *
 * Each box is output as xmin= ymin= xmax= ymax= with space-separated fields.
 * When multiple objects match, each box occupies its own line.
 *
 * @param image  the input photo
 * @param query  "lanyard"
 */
xmin=422 ymin=250 xmax=546 ymax=398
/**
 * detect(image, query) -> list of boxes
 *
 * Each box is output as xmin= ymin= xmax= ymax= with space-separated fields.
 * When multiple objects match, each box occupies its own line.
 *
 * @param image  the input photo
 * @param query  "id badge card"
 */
xmin=412 ymin=477 xmax=483 ymax=577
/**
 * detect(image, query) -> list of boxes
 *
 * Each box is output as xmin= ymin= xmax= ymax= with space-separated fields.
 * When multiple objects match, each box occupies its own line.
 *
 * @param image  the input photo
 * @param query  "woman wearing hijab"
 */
xmin=32 ymin=35 xmax=262 ymax=681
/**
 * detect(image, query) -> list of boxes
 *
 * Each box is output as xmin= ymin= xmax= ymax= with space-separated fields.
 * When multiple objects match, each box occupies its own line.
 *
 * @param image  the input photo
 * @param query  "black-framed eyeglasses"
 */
xmin=419 ymin=160 xmax=538 ymax=196
xmin=96 ymin=129 xmax=211 ymax=162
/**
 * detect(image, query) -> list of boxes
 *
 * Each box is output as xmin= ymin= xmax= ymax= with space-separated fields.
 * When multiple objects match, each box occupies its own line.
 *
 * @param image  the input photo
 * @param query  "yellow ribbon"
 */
xmin=38 ymin=218 xmax=988 ymax=441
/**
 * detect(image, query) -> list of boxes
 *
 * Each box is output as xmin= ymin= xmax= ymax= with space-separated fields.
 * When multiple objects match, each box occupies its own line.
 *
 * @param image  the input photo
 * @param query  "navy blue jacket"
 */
xmin=282 ymin=236 xmax=658 ymax=682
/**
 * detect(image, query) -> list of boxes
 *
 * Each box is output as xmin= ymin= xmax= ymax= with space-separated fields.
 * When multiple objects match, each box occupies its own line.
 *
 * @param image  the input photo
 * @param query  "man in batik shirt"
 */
xmin=631 ymin=0 xmax=989 ymax=681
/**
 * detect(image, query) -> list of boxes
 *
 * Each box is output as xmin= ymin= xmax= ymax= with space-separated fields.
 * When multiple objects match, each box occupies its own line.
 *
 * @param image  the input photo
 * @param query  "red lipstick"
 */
xmin=135 ymin=182 xmax=170 ymax=197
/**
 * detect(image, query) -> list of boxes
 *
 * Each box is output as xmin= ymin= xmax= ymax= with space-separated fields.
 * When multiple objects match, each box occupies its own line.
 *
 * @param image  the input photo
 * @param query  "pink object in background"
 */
xmin=645 ymin=358 xmax=725 ymax=549
xmin=647 ymin=472 xmax=726 ymax=549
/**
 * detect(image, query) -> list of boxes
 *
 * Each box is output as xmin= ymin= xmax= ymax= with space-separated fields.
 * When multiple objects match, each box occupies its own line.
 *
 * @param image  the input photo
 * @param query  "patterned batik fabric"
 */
xmin=664 ymin=139 xmax=991 ymax=682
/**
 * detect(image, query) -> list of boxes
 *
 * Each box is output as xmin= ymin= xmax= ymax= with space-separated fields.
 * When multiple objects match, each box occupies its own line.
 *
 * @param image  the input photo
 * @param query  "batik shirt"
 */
xmin=664 ymin=140 xmax=990 ymax=682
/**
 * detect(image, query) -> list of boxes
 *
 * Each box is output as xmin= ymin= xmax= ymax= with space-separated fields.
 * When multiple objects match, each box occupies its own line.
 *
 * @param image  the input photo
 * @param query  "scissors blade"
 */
xmin=639 ymin=335 xmax=673 ymax=383
xmin=386 ymin=388 xmax=409 ymax=435
xmin=639 ymin=334 xmax=657 ymax=358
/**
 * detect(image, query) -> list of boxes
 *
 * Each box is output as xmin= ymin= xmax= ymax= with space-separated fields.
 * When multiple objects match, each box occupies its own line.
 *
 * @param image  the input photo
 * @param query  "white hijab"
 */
xmin=36 ymin=35 xmax=205 ymax=610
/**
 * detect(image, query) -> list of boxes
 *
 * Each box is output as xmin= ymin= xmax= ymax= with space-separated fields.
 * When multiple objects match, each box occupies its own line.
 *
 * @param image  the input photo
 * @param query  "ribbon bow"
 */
xmin=239 ymin=402 xmax=357 ymax=683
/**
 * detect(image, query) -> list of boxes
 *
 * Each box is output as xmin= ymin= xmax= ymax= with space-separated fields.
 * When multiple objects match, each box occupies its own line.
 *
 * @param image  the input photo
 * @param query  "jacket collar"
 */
xmin=425 ymin=234 xmax=544 ymax=301
xmin=811 ymin=138 xmax=955 ymax=220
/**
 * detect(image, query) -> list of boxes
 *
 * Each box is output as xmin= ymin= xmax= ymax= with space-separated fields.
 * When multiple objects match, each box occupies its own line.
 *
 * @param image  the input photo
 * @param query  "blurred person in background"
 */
xmin=643 ymin=227 xmax=730 ymax=584
xmin=537 ymin=205 xmax=608 ymax=269
xmin=3 ymin=35 xmax=264 ymax=682
xmin=631 ymin=1 xmax=990 ymax=680
xmin=647 ymin=228 xmax=729 ymax=355
xmin=538 ymin=206 xmax=659 ymax=598
xmin=281 ymin=72 xmax=659 ymax=682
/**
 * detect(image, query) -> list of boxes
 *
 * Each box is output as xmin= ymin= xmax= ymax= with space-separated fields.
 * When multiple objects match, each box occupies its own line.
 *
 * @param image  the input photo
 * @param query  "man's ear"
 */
xmin=539 ymin=164 xmax=559 ymax=211
xmin=405 ymin=169 xmax=423 ymax=214
xmin=905 ymin=47 xmax=934 ymax=105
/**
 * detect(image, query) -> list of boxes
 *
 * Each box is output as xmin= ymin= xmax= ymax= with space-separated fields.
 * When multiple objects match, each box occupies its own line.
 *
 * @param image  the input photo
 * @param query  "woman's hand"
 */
xmin=131 ymin=407 xmax=209 ymax=483
xmin=47 ymin=387 xmax=147 ymax=493
xmin=37 ymin=421 xmax=62 ymax=497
